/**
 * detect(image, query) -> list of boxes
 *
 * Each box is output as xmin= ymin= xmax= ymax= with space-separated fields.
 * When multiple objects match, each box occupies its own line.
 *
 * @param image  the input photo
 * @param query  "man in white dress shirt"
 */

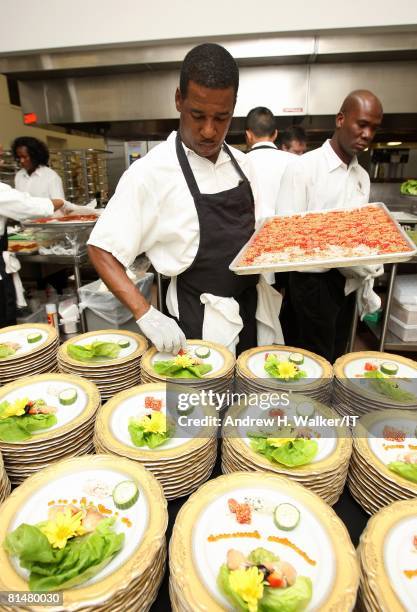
xmin=12 ymin=137 xmax=64 ymax=199
xmin=88 ymin=44 xmax=282 ymax=355
xmin=245 ymin=107 xmax=292 ymax=219
xmin=277 ymin=90 xmax=383 ymax=363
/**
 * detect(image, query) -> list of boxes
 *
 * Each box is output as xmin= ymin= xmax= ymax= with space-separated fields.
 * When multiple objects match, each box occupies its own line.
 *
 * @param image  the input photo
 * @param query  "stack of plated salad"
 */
xmin=221 ymin=394 xmax=352 ymax=506
xmin=236 ymin=345 xmax=334 ymax=404
xmin=0 ymin=324 xmax=59 ymax=386
xmin=0 ymin=455 xmax=167 ymax=611
xmin=332 ymin=351 xmax=417 ymax=417
xmin=141 ymin=340 xmax=236 ymax=408
xmin=358 ymin=498 xmax=417 ymax=611
xmin=348 ymin=409 xmax=417 ymax=515
xmin=0 ymin=373 xmax=100 ymax=486
xmin=58 ymin=330 xmax=148 ymax=401
xmin=169 ymin=471 xmax=359 ymax=612
xmin=94 ymin=382 xmax=218 ymax=500
xmin=0 ymin=450 xmax=11 ymax=503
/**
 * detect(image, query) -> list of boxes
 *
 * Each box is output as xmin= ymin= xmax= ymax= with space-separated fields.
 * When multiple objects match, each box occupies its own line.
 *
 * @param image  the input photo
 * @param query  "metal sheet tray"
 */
xmin=22 ymin=219 xmax=97 ymax=231
xmin=229 ymin=202 xmax=417 ymax=275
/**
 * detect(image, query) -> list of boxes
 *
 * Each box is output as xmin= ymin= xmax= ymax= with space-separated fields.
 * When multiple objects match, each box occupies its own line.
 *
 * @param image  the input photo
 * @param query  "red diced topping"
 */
xmin=144 ymin=396 xmax=163 ymax=411
xmin=364 ymin=362 xmax=378 ymax=371
xmin=383 ymin=425 xmax=406 ymax=443
xmin=228 ymin=498 xmax=252 ymax=524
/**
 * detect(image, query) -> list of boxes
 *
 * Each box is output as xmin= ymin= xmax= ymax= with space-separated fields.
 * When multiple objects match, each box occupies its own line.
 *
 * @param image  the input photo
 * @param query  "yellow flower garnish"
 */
xmin=139 ymin=411 xmax=167 ymax=434
xmin=277 ymin=361 xmax=298 ymax=379
xmin=41 ymin=508 xmax=85 ymax=549
xmin=173 ymin=354 xmax=195 ymax=368
xmin=0 ymin=397 xmax=29 ymax=420
xmin=267 ymin=437 xmax=295 ymax=448
xmin=229 ymin=566 xmax=264 ymax=612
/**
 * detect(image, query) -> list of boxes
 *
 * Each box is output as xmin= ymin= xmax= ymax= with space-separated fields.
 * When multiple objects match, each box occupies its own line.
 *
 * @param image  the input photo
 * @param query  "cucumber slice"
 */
xmin=380 ymin=361 xmax=398 ymax=376
xmin=296 ymin=402 xmax=315 ymax=418
xmin=273 ymin=503 xmax=300 ymax=531
xmin=112 ymin=481 xmax=139 ymax=510
xmin=195 ymin=346 xmax=211 ymax=359
xmin=176 ymin=403 xmax=195 ymax=416
xmin=59 ymin=388 xmax=78 ymax=406
xmin=289 ymin=352 xmax=304 ymax=366
xmin=118 ymin=339 xmax=130 ymax=349
xmin=27 ymin=332 xmax=42 ymax=344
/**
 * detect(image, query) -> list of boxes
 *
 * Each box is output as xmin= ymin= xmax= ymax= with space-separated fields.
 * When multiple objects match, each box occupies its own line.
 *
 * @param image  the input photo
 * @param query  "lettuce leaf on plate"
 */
xmin=0 ymin=344 xmax=16 ymax=359
xmin=4 ymin=518 xmax=124 ymax=591
xmin=264 ymin=355 xmax=307 ymax=381
xmin=128 ymin=412 xmax=175 ymax=449
xmin=249 ymin=435 xmax=318 ymax=468
xmin=153 ymin=360 xmax=212 ymax=379
xmin=388 ymin=461 xmax=417 ymax=483
xmin=364 ymin=370 xmax=416 ymax=403
xmin=67 ymin=341 xmax=121 ymax=362
xmin=218 ymin=563 xmax=313 ymax=612
xmin=0 ymin=413 xmax=57 ymax=442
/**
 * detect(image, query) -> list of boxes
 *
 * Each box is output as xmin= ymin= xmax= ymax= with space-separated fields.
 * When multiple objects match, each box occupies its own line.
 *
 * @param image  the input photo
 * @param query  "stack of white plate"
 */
xmin=58 ymin=330 xmax=148 ymax=402
xmin=0 ymin=455 xmax=168 ymax=612
xmin=348 ymin=409 xmax=417 ymax=515
xmin=0 ymin=373 xmax=100 ymax=486
xmin=0 ymin=324 xmax=59 ymax=385
xmin=221 ymin=394 xmax=352 ymax=505
xmin=333 ymin=351 xmax=417 ymax=417
xmin=94 ymin=383 xmax=218 ymax=500
xmin=358 ymin=498 xmax=417 ymax=611
xmin=141 ymin=340 xmax=235 ymax=405
xmin=236 ymin=345 xmax=334 ymax=403
xmin=0 ymin=451 xmax=11 ymax=503
xmin=169 ymin=471 xmax=359 ymax=611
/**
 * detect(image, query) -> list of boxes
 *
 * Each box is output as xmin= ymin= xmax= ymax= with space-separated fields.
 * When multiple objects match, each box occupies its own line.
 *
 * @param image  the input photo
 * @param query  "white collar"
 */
xmin=322 ymin=139 xmax=358 ymax=172
xmin=252 ymin=141 xmax=277 ymax=149
xmin=168 ymin=131 xmax=230 ymax=166
xmin=21 ymin=166 xmax=43 ymax=178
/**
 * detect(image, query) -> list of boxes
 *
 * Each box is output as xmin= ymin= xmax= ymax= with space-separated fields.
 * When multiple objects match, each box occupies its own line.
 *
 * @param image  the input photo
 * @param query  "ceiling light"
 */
xmin=387 ymin=141 xmax=402 ymax=146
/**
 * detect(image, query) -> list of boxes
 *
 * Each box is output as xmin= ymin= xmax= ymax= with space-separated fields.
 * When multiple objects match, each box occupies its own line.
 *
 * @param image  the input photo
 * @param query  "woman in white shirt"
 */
xmin=0 ymin=179 xmax=64 ymax=327
xmin=12 ymin=136 xmax=65 ymax=199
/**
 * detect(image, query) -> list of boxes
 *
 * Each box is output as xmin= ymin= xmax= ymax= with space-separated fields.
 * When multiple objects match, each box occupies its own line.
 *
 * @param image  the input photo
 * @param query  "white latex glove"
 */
xmin=136 ymin=306 xmax=186 ymax=354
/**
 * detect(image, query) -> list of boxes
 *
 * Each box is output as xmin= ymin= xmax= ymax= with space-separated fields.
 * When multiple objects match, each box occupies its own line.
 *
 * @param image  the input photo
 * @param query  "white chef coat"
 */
xmin=276 ymin=139 xmax=370 ymax=215
xmin=88 ymin=131 xmax=283 ymax=349
xmin=246 ymin=142 xmax=293 ymax=218
xmin=15 ymin=165 xmax=65 ymax=199
xmin=0 ymin=182 xmax=54 ymax=236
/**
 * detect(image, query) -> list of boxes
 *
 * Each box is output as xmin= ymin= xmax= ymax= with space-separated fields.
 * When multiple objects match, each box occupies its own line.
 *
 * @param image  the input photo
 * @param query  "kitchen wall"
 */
xmin=1 ymin=0 xmax=417 ymax=54
xmin=0 ymin=75 xmax=105 ymax=150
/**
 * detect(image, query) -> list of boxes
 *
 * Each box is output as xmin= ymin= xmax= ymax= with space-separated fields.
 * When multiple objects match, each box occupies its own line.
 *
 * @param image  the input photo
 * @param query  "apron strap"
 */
xmin=175 ymin=131 xmax=251 ymax=199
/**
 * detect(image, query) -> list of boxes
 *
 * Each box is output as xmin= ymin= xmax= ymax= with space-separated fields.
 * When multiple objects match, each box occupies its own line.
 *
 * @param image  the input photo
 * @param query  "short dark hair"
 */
xmin=11 ymin=136 xmax=49 ymax=167
xmin=180 ymin=43 xmax=239 ymax=99
xmin=278 ymin=125 xmax=307 ymax=149
xmin=245 ymin=107 xmax=276 ymax=137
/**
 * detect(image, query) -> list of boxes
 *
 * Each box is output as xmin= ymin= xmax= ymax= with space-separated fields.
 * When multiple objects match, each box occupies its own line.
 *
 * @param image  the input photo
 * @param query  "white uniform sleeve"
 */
xmin=0 ymin=182 xmax=54 ymax=221
xmin=48 ymin=170 xmax=65 ymax=199
xmin=276 ymin=157 xmax=308 ymax=215
xmin=87 ymin=165 xmax=159 ymax=268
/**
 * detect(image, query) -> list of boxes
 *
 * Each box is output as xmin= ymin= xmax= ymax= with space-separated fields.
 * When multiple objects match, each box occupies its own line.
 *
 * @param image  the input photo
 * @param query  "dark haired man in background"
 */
xmin=12 ymin=136 xmax=64 ymax=199
xmin=245 ymin=107 xmax=292 ymax=219
xmin=278 ymin=125 xmax=307 ymax=156
xmin=88 ymin=43 xmax=281 ymax=355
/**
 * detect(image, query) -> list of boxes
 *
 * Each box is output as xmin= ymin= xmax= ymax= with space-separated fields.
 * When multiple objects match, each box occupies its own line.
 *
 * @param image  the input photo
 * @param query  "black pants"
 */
xmin=281 ymin=269 xmax=355 ymax=364
xmin=0 ymin=274 xmax=17 ymax=328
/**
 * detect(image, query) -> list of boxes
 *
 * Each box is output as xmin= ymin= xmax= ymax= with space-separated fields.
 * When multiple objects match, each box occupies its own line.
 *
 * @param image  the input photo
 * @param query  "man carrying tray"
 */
xmin=277 ymin=90 xmax=383 ymax=363
xmin=88 ymin=43 xmax=282 ymax=355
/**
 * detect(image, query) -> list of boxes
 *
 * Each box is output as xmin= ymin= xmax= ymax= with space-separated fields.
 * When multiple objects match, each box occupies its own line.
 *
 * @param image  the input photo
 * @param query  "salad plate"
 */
xmin=0 ymin=374 xmax=100 ymax=486
xmin=236 ymin=346 xmax=333 ymax=402
xmin=333 ymin=351 xmax=417 ymax=413
xmin=169 ymin=471 xmax=359 ymax=612
xmin=0 ymin=324 xmax=59 ymax=385
xmin=58 ymin=330 xmax=147 ymax=402
xmin=359 ymin=498 xmax=417 ymax=611
xmin=94 ymin=383 xmax=218 ymax=500
xmin=0 ymin=455 xmax=167 ymax=611
xmin=348 ymin=409 xmax=417 ymax=515
xmin=221 ymin=395 xmax=351 ymax=505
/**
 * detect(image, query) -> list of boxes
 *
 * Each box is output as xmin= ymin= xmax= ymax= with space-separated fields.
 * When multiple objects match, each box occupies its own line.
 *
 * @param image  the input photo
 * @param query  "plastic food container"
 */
xmin=388 ymin=314 xmax=417 ymax=342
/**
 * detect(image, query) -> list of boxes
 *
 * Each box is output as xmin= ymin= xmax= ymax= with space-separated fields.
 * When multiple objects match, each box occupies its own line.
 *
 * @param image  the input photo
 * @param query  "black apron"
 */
xmin=175 ymin=132 xmax=259 ymax=354
xmin=0 ymin=229 xmax=17 ymax=328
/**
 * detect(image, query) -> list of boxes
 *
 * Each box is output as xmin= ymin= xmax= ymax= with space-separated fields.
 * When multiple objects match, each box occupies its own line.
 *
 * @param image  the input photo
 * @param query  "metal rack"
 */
xmin=0 ymin=150 xmax=18 ymax=187
xmin=49 ymin=149 xmax=111 ymax=205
